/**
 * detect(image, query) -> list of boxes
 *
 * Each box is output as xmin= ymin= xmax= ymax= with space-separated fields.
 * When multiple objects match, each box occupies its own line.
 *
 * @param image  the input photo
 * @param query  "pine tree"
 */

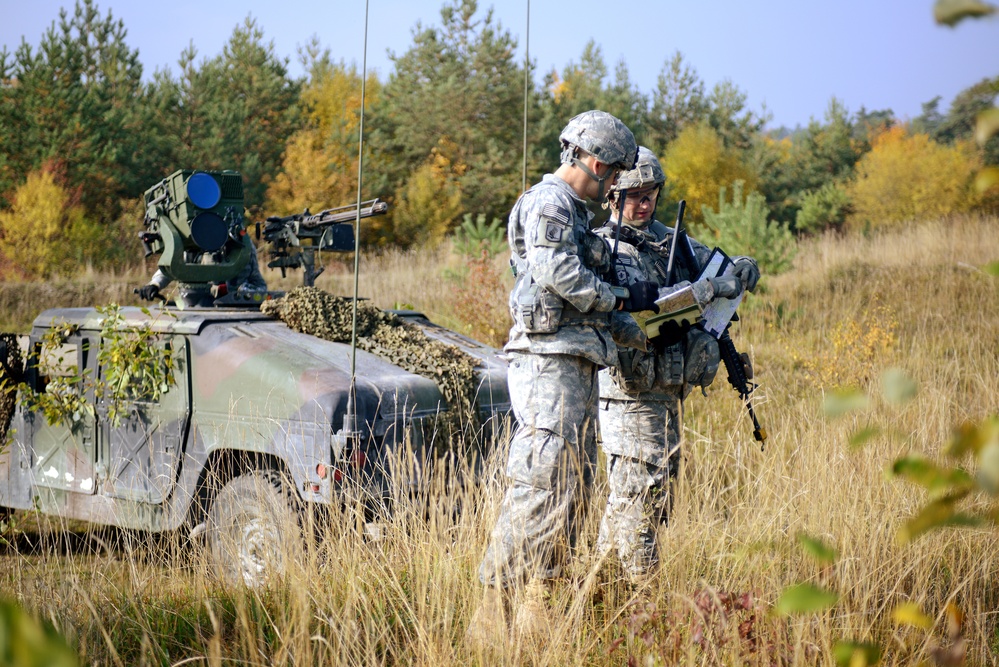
xmin=370 ymin=0 xmax=530 ymax=226
xmin=149 ymin=17 xmax=301 ymax=211
xmin=0 ymin=0 xmax=149 ymax=221
xmin=646 ymin=51 xmax=709 ymax=152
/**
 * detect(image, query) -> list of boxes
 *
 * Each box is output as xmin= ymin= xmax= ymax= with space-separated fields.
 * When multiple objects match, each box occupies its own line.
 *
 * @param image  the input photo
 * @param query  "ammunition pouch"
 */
xmin=683 ymin=327 xmax=720 ymax=388
xmin=609 ymin=339 xmax=685 ymax=394
xmin=580 ymin=228 xmax=613 ymax=277
xmin=609 ymin=348 xmax=656 ymax=393
xmin=512 ymin=271 xmax=562 ymax=334
xmin=655 ymin=343 xmax=685 ymax=386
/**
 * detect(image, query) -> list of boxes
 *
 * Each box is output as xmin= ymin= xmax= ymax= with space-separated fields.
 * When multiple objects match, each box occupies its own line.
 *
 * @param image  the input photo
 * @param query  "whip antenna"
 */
xmin=345 ymin=0 xmax=372 ymax=438
xmin=521 ymin=0 xmax=530 ymax=191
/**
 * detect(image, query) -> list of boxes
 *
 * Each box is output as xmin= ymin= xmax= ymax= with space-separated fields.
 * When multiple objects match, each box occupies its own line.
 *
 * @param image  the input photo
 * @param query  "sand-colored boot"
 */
xmin=465 ymin=585 xmax=509 ymax=650
xmin=513 ymin=577 xmax=553 ymax=644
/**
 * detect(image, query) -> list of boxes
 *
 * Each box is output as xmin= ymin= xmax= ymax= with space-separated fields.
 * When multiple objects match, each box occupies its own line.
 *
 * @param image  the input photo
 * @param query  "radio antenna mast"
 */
xmin=345 ymin=0 xmax=372 ymax=439
xmin=521 ymin=0 xmax=531 ymax=192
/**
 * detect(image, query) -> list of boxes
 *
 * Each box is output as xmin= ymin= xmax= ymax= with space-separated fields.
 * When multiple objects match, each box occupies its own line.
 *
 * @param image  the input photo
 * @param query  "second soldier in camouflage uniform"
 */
xmin=138 ymin=236 xmax=268 ymax=303
xmin=594 ymin=147 xmax=760 ymax=580
xmin=469 ymin=111 xmax=656 ymax=644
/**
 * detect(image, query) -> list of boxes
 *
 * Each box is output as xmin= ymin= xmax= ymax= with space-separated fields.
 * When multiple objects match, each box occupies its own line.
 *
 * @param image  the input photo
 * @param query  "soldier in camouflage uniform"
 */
xmin=594 ymin=147 xmax=760 ymax=581
xmin=469 ymin=111 xmax=656 ymax=643
xmin=138 ymin=236 xmax=268 ymax=302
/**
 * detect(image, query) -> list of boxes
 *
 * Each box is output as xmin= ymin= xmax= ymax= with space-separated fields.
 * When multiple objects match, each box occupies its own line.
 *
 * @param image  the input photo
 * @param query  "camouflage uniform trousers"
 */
xmin=478 ymin=351 xmax=599 ymax=588
xmin=596 ymin=391 xmax=681 ymax=579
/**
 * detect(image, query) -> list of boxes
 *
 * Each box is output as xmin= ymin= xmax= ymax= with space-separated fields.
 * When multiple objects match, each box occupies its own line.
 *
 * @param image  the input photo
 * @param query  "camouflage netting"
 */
xmin=261 ymin=287 xmax=481 ymax=448
xmin=0 ymin=333 xmax=24 ymax=448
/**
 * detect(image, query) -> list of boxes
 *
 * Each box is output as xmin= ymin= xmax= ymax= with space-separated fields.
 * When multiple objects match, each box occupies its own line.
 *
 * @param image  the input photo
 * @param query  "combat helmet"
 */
xmin=559 ymin=110 xmax=638 ymax=170
xmin=612 ymin=146 xmax=665 ymax=192
xmin=559 ymin=110 xmax=638 ymax=201
xmin=607 ymin=146 xmax=666 ymax=222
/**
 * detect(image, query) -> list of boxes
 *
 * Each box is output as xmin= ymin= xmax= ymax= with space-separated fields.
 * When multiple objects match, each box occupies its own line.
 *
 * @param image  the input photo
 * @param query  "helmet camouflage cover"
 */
xmin=559 ymin=110 xmax=638 ymax=171
xmin=611 ymin=146 xmax=665 ymax=192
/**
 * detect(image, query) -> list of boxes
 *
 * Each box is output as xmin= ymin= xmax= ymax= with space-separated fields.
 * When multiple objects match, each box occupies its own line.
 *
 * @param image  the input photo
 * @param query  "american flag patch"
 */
xmin=540 ymin=202 xmax=570 ymax=225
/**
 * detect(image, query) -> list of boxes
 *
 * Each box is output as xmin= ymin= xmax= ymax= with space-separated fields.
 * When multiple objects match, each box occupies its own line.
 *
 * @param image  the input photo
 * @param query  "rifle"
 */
xmin=259 ymin=198 xmax=388 ymax=287
xmin=670 ymin=203 xmax=768 ymax=449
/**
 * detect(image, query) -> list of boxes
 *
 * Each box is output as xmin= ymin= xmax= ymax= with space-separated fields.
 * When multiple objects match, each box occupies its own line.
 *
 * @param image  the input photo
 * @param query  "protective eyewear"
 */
xmin=625 ymin=188 xmax=660 ymax=205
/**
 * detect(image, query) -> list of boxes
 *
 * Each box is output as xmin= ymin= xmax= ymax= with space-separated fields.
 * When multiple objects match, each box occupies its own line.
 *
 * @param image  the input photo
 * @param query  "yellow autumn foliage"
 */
xmin=847 ymin=126 xmax=979 ymax=230
xmin=266 ymin=64 xmax=381 ymax=215
xmin=789 ymin=299 xmax=899 ymax=389
xmin=662 ymin=121 xmax=756 ymax=227
xmin=0 ymin=170 xmax=98 ymax=279
xmin=391 ymin=140 xmax=464 ymax=248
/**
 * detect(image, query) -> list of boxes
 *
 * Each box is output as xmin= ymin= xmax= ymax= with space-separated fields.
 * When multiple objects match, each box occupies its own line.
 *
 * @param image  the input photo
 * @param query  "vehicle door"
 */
xmin=25 ymin=331 xmax=99 ymax=496
xmin=99 ymin=334 xmax=190 ymax=504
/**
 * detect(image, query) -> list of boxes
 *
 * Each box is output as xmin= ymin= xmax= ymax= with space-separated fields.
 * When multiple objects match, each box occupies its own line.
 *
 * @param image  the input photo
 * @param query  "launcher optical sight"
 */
xmin=141 ymin=170 xmax=251 ymax=304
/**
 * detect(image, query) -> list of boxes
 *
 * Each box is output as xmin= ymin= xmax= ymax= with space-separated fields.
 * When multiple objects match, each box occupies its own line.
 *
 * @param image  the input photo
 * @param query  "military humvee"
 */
xmin=0 ymin=170 xmax=511 ymax=586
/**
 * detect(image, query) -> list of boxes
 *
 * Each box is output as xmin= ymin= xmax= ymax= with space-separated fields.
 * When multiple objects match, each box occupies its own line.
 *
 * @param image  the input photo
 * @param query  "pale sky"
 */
xmin=2 ymin=0 xmax=997 ymax=129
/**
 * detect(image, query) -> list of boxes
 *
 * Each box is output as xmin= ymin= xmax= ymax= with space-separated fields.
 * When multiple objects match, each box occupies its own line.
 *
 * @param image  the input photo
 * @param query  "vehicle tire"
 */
xmin=206 ymin=470 xmax=301 ymax=588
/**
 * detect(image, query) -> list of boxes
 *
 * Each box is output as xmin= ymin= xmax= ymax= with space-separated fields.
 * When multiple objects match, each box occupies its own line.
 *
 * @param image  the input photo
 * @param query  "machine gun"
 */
xmin=259 ymin=198 xmax=389 ymax=287
xmin=668 ymin=203 xmax=767 ymax=448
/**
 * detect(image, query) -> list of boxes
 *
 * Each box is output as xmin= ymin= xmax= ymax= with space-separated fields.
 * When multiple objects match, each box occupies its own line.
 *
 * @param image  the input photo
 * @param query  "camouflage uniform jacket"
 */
xmin=595 ymin=218 xmax=714 ymax=401
xmin=505 ymin=174 xmax=622 ymax=368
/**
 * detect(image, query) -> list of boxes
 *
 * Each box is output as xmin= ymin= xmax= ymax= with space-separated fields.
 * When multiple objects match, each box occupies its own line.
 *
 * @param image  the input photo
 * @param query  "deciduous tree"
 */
xmin=391 ymin=142 xmax=464 ymax=248
xmin=266 ymin=48 xmax=380 ymax=217
xmin=661 ymin=121 xmax=756 ymax=228
xmin=0 ymin=170 xmax=100 ymax=278
xmin=847 ymin=126 xmax=979 ymax=229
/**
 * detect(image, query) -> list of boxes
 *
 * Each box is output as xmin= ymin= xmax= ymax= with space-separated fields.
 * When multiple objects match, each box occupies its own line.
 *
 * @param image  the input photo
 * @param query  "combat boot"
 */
xmin=465 ymin=585 xmax=509 ymax=650
xmin=513 ymin=577 xmax=554 ymax=644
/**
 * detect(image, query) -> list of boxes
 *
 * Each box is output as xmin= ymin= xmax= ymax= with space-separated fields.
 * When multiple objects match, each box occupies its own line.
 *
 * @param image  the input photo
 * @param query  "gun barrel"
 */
xmin=301 ymin=198 xmax=389 ymax=229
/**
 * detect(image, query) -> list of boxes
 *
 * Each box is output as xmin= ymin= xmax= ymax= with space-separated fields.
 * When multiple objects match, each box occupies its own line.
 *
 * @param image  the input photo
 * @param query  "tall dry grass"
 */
xmin=2 ymin=215 xmax=999 ymax=665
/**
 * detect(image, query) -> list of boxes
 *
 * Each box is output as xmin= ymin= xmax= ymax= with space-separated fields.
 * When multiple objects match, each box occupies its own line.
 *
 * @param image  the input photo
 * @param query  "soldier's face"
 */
xmin=621 ymin=186 xmax=659 ymax=224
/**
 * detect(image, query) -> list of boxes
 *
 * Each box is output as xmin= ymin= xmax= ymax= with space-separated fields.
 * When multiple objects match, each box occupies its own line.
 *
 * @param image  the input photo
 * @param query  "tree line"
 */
xmin=0 ymin=0 xmax=996 ymax=279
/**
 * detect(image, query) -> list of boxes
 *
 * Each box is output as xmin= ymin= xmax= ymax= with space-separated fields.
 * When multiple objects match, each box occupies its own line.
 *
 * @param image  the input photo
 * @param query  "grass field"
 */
xmin=2 ymin=214 xmax=998 ymax=665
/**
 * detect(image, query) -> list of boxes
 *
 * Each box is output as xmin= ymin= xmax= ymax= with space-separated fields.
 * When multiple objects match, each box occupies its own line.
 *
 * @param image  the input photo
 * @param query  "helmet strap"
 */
xmin=570 ymin=153 xmax=612 ymax=201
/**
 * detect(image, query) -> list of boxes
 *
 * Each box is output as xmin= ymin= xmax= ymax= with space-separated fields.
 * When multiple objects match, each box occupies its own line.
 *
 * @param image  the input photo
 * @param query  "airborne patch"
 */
xmin=544 ymin=223 xmax=564 ymax=244
xmin=536 ymin=202 xmax=571 ymax=247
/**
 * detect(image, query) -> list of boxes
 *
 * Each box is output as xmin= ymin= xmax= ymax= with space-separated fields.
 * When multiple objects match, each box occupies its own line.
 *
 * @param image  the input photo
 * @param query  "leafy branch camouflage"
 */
xmin=14 ymin=306 xmax=177 ymax=430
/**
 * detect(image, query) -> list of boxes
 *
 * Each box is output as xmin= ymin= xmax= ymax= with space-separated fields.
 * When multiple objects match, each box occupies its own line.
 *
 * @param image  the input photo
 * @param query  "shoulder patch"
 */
xmin=543 ymin=222 xmax=564 ymax=244
xmin=534 ymin=201 xmax=572 ymax=247
xmin=540 ymin=202 xmax=570 ymax=226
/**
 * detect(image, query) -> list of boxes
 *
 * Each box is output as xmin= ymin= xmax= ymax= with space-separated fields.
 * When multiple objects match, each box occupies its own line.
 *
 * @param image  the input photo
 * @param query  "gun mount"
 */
xmin=259 ymin=198 xmax=389 ymax=287
xmin=140 ymin=169 xmax=251 ymax=307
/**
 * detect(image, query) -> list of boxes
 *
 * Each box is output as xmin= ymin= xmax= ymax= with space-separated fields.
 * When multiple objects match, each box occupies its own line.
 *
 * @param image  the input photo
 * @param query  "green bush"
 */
xmin=702 ymin=180 xmax=797 ymax=276
xmin=795 ymin=182 xmax=851 ymax=235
